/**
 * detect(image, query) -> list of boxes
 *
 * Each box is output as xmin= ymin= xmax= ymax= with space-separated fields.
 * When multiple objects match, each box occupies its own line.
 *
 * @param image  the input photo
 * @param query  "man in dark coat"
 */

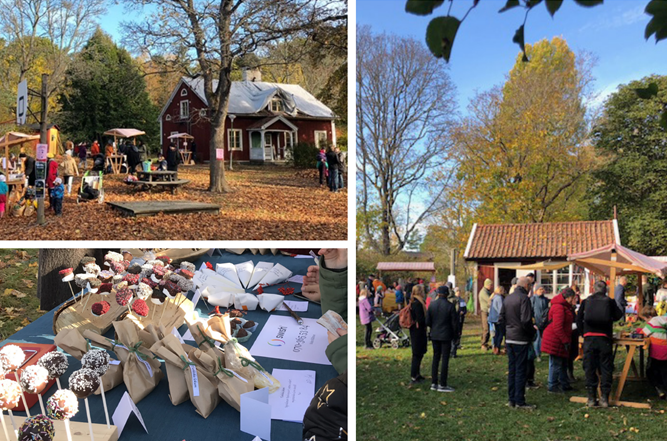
xmin=166 ymin=142 xmax=179 ymax=172
xmin=426 ymin=285 xmax=458 ymax=392
xmin=576 ymin=281 xmax=624 ymax=407
xmin=498 ymin=277 xmax=536 ymax=409
xmin=325 ymin=147 xmax=340 ymax=192
xmin=615 ymin=276 xmax=628 ymax=322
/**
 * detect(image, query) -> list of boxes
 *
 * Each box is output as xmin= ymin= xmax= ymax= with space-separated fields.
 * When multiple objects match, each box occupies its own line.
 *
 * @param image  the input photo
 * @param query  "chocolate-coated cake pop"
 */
xmin=19 ymin=365 xmax=49 ymax=394
xmin=81 ymin=350 xmax=109 ymax=378
xmin=19 ymin=414 xmax=54 ymax=441
xmin=69 ymin=369 xmax=100 ymax=399
xmin=46 ymin=389 xmax=78 ymax=420
xmin=150 ymin=289 xmax=166 ymax=305
xmin=37 ymin=352 xmax=68 ymax=380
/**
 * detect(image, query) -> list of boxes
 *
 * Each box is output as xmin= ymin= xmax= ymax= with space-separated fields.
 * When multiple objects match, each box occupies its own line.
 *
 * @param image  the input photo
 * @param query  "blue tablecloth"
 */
xmin=2 ymin=251 xmax=332 ymax=440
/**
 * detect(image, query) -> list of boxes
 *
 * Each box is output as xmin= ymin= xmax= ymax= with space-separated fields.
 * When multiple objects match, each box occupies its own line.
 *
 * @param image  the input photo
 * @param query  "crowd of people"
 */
xmin=317 ymin=145 xmax=346 ymax=192
xmin=358 ymin=270 xmax=667 ymax=409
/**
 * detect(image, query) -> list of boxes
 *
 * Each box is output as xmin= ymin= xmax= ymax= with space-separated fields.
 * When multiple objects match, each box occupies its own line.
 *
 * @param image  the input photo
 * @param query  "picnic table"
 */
xmin=0 ymin=251 xmax=334 ymax=441
xmin=106 ymin=154 xmax=126 ymax=175
xmin=128 ymin=170 xmax=190 ymax=194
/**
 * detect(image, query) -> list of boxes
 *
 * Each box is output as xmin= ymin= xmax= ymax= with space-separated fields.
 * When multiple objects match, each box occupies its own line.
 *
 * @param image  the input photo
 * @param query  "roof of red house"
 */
xmin=376 ymin=262 xmax=436 ymax=272
xmin=464 ymin=220 xmax=620 ymax=261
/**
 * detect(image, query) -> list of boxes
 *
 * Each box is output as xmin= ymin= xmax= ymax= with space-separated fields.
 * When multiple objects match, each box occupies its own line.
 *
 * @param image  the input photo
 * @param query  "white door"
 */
xmin=264 ymin=132 xmax=273 ymax=161
xmin=250 ymin=132 xmax=264 ymax=160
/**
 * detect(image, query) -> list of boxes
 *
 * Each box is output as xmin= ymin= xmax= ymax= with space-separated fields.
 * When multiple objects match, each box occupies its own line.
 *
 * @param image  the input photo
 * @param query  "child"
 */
xmin=156 ymin=154 xmax=168 ymax=171
xmin=51 ymin=177 xmax=64 ymax=216
xmin=0 ymin=175 xmax=7 ymax=218
xmin=638 ymin=306 xmax=667 ymax=398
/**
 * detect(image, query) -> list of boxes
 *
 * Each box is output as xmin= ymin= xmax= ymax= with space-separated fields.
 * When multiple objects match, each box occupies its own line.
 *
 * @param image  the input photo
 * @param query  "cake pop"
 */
xmin=123 ymin=273 xmax=140 ymax=286
xmin=91 ymin=301 xmax=110 ymax=317
xmin=121 ymin=250 xmax=133 ymax=261
xmin=37 ymin=352 xmax=68 ymax=389
xmin=18 ymin=414 xmax=54 ymax=441
xmin=79 ymin=257 xmax=95 ymax=267
xmin=150 ymin=289 xmax=166 ymax=305
xmin=136 ymin=283 xmax=152 ymax=301
xmin=0 ymin=379 xmax=22 ymax=409
xmin=88 ymin=279 xmax=101 ymax=292
xmin=115 ymin=289 xmax=132 ymax=307
xmin=104 ymin=252 xmax=123 ymax=264
xmin=69 ymin=369 xmax=100 ymax=400
xmin=132 ymin=299 xmax=149 ymax=318
xmin=156 ymin=255 xmax=172 ymax=265
xmin=98 ymin=283 xmax=113 ymax=294
xmin=83 ymin=263 xmax=100 ymax=276
xmin=59 ymin=268 xmax=74 ymax=281
xmin=141 ymin=278 xmax=157 ymax=289
xmin=46 ymin=389 xmax=78 ymax=419
xmin=148 ymin=259 xmax=164 ymax=268
xmin=111 ymin=262 xmax=125 ymax=274
xmin=19 ymin=366 xmax=49 ymax=395
xmin=98 ymin=270 xmax=114 ymax=283
xmin=178 ymin=269 xmax=194 ymax=280
xmin=81 ymin=351 xmax=109 ymax=379
xmin=127 ymin=264 xmax=142 ymax=275
xmin=0 ymin=345 xmax=25 ymax=372
xmin=180 ymin=261 xmax=195 ymax=273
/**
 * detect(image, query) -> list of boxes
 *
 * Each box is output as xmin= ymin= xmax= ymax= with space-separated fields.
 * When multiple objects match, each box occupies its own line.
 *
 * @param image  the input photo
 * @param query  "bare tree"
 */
xmin=120 ymin=0 xmax=346 ymax=193
xmin=0 ymin=0 xmax=107 ymax=99
xmin=356 ymin=26 xmax=457 ymax=255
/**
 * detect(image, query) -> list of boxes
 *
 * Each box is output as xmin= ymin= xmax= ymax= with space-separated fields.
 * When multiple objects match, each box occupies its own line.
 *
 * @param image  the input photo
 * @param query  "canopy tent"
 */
xmin=2 ymin=132 xmax=40 ymax=179
xmin=167 ymin=133 xmax=194 ymax=140
xmin=103 ymin=128 xmax=145 ymax=147
xmin=376 ymin=262 xmax=436 ymax=275
xmin=495 ymin=261 xmax=571 ymax=271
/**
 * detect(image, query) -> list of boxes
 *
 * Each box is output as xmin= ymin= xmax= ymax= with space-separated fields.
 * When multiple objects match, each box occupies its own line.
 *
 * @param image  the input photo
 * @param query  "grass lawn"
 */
xmin=357 ymin=314 xmax=666 ymax=441
xmin=0 ymin=249 xmax=45 ymax=341
xmin=0 ymin=164 xmax=347 ymax=240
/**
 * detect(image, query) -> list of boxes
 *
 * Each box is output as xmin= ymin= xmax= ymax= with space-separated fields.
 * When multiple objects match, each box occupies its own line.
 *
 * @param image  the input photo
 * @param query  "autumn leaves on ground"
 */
xmin=0 ymin=250 xmax=43 ymax=341
xmin=357 ymin=315 xmax=666 ymax=441
xmin=0 ymin=165 xmax=347 ymax=240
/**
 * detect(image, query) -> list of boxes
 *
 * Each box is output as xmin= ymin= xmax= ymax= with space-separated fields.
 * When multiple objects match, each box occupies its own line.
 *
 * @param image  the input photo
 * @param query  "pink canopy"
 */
xmin=568 ymin=243 xmax=667 ymax=278
xmin=103 ymin=128 xmax=145 ymax=138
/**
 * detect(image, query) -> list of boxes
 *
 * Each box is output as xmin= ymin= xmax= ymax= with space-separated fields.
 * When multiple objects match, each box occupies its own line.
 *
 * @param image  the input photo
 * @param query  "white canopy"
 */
xmin=167 ymin=133 xmax=194 ymax=140
xmin=103 ymin=128 xmax=145 ymax=138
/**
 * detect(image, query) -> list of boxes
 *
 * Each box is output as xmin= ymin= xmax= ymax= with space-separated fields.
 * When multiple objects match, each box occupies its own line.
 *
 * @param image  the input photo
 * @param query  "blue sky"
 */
xmin=358 ymin=0 xmax=667 ymax=111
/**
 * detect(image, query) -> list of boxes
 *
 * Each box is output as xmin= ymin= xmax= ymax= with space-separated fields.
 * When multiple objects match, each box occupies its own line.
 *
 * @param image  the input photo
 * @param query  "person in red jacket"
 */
xmin=542 ymin=287 xmax=577 ymax=393
xmin=46 ymin=155 xmax=59 ymax=211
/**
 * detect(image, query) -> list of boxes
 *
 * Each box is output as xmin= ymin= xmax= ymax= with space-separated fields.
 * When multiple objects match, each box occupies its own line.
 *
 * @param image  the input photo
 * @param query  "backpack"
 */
xmin=399 ymin=303 xmax=415 ymax=329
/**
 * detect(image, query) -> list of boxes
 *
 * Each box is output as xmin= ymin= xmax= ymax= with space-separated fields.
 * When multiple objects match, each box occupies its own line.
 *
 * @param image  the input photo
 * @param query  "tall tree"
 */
xmin=120 ymin=0 xmax=346 ymax=193
xmin=357 ymin=26 xmax=457 ymax=255
xmin=452 ymin=37 xmax=595 ymax=225
xmin=57 ymin=30 xmax=159 ymax=146
xmin=588 ymin=75 xmax=667 ymax=255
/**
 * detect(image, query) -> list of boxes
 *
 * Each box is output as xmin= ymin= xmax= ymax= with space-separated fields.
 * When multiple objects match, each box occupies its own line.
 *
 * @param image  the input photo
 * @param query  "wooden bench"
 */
xmin=127 ymin=179 xmax=191 ymax=194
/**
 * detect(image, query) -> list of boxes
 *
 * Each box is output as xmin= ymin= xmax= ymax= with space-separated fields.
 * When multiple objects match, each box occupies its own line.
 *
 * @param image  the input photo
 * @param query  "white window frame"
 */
xmin=165 ymin=114 xmax=171 ymax=121
xmin=314 ymin=130 xmax=328 ymax=149
xmin=180 ymin=88 xmax=188 ymax=96
xmin=270 ymin=98 xmax=283 ymax=112
xmin=228 ymin=129 xmax=243 ymax=151
xmin=180 ymin=100 xmax=189 ymax=118
xmin=284 ymin=132 xmax=294 ymax=149
xmin=199 ymin=109 xmax=206 ymax=118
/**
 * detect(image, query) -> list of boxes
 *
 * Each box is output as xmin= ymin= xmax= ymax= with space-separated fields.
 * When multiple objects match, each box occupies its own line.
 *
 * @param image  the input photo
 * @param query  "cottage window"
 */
xmin=180 ymin=100 xmax=189 ymax=118
xmin=165 ymin=114 xmax=171 ymax=121
xmin=539 ymin=264 xmax=574 ymax=296
xmin=284 ymin=132 xmax=294 ymax=149
xmin=314 ymin=130 xmax=328 ymax=149
xmin=199 ymin=109 xmax=207 ymax=117
xmin=180 ymin=89 xmax=188 ymax=96
xmin=270 ymin=98 xmax=283 ymax=112
xmin=228 ymin=129 xmax=242 ymax=151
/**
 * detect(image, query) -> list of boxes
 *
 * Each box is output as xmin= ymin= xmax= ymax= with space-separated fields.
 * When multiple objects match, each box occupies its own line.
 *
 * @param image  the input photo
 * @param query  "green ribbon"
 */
xmin=128 ymin=341 xmax=149 ymax=361
xmin=105 ymin=338 xmax=125 ymax=352
xmin=85 ymin=340 xmax=91 ymax=352
xmin=196 ymin=325 xmax=217 ymax=348
xmin=213 ymin=358 xmax=233 ymax=378
xmin=240 ymin=357 xmax=264 ymax=372
xmin=180 ymin=355 xmax=196 ymax=371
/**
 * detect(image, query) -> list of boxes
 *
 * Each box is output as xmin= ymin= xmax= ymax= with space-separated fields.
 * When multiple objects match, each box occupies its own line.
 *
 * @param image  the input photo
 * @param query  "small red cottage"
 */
xmin=159 ymin=70 xmax=337 ymax=162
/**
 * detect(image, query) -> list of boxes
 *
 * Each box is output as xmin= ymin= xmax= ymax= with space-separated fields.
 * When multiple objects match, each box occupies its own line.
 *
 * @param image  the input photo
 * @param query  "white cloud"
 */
xmin=579 ymin=4 xmax=646 ymax=34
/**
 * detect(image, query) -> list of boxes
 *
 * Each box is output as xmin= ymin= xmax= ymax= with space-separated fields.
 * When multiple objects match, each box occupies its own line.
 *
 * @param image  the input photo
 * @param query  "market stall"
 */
xmin=103 ymin=129 xmax=145 ymax=175
xmin=167 ymin=133 xmax=194 ymax=165
xmin=0 ymin=250 xmax=337 ymax=440
xmin=0 ymin=131 xmax=40 ymax=197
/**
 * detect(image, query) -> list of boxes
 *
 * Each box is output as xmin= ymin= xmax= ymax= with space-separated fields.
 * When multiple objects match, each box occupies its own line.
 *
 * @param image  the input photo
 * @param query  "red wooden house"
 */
xmin=159 ymin=70 xmax=337 ymax=162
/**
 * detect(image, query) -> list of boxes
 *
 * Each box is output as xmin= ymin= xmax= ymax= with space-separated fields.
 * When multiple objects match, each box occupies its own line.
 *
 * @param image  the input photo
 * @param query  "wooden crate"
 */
xmin=0 ymin=417 xmax=118 ymax=441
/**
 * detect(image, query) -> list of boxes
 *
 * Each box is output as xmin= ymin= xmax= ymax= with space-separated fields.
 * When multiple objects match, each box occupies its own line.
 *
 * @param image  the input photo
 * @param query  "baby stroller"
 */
xmin=77 ymin=171 xmax=104 ymax=204
xmin=91 ymin=154 xmax=106 ymax=173
xmin=373 ymin=311 xmax=410 ymax=349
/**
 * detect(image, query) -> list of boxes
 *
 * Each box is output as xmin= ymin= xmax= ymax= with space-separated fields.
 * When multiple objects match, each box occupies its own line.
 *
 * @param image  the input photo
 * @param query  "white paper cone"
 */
xmin=233 ymin=293 xmax=259 ymax=311
xmin=247 ymin=262 xmax=274 ymax=290
xmin=208 ymin=291 xmax=236 ymax=307
xmin=99 ymin=383 xmax=110 ymax=428
xmin=257 ymin=293 xmax=285 ymax=312
xmin=85 ymin=398 xmax=95 ymax=441
xmin=195 ymin=269 xmax=243 ymax=291
xmin=252 ymin=263 xmax=293 ymax=291
xmin=0 ymin=411 xmax=10 ymax=441
xmin=234 ymin=260 xmax=254 ymax=288
xmin=215 ymin=263 xmax=243 ymax=289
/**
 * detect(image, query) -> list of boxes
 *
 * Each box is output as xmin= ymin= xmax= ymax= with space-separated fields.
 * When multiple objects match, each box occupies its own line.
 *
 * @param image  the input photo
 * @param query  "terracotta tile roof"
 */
xmin=465 ymin=221 xmax=618 ymax=260
xmin=377 ymin=262 xmax=436 ymax=272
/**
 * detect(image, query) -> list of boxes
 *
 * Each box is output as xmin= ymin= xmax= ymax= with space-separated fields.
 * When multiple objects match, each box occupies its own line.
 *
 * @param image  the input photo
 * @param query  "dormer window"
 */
xmin=180 ymin=89 xmax=188 ymax=96
xmin=270 ymin=98 xmax=283 ymax=113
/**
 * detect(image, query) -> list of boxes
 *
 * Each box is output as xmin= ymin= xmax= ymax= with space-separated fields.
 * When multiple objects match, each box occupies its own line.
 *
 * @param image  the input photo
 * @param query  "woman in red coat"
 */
xmin=542 ymin=287 xmax=577 ymax=393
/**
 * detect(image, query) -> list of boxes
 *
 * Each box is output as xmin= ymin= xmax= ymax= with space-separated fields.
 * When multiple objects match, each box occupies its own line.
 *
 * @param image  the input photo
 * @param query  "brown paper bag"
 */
xmin=155 ymin=334 xmax=220 ymax=418
xmin=224 ymin=338 xmax=281 ymax=394
xmin=149 ymin=337 xmax=193 ymax=407
xmin=188 ymin=347 xmax=253 ymax=411
xmin=56 ymin=329 xmax=124 ymax=393
xmin=112 ymin=320 xmax=164 ymax=403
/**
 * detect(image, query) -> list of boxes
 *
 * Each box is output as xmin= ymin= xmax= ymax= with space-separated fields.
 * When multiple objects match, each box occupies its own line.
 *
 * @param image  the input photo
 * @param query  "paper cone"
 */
xmin=252 ymin=263 xmax=293 ymax=291
xmin=196 ymin=268 xmax=243 ymax=291
xmin=234 ymin=261 xmax=254 ymax=288
xmin=247 ymin=262 xmax=274 ymax=290
xmin=233 ymin=293 xmax=259 ymax=311
xmin=208 ymin=291 xmax=236 ymax=307
xmin=257 ymin=294 xmax=284 ymax=312
xmin=215 ymin=263 xmax=243 ymax=289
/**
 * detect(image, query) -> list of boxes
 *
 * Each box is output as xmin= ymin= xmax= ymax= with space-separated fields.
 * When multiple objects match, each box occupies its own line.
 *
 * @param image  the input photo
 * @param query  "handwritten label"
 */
xmin=109 ymin=360 xmax=121 ymax=366
xmin=189 ymin=362 xmax=199 ymax=397
xmin=231 ymin=370 xmax=248 ymax=383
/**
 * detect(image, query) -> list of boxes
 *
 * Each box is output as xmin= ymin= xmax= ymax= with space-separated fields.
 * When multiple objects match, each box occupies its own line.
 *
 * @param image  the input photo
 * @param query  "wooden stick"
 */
xmin=78 ymin=288 xmax=84 ymax=303
xmin=7 ymin=410 xmax=17 ymax=440
xmin=84 ymin=398 xmax=94 ymax=441
xmin=56 ymin=378 xmax=62 ymax=390
xmin=158 ymin=300 xmax=168 ymax=325
xmin=0 ymin=410 xmax=10 ymax=441
xmin=37 ymin=393 xmax=46 ymax=415
xmin=68 ymin=281 xmax=77 ymax=304
xmin=83 ymin=290 xmax=95 ymax=310
xmin=151 ymin=306 xmax=156 ymax=322
xmin=15 ymin=371 xmax=30 ymax=418
xmin=99 ymin=384 xmax=110 ymax=428
xmin=176 ymin=293 xmax=188 ymax=308
xmin=64 ymin=419 xmax=73 ymax=441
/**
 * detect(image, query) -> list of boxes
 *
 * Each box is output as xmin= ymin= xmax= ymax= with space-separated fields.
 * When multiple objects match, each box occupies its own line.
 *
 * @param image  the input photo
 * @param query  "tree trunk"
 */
xmin=208 ymin=99 xmax=231 ymax=193
xmin=37 ymin=249 xmax=109 ymax=311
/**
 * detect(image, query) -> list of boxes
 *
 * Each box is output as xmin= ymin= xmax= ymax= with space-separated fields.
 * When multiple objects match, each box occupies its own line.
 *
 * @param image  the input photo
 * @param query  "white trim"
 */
xmin=227 ymin=129 xmax=243 ymax=151
xmin=314 ymin=130 xmax=328 ymax=149
xmin=331 ymin=121 xmax=337 ymax=146
xmin=179 ymin=100 xmax=190 ymax=118
xmin=464 ymin=223 xmax=477 ymax=258
xmin=613 ymin=219 xmax=621 ymax=245
xmin=254 ymin=115 xmax=298 ymax=132
xmin=158 ymin=78 xmax=187 ymax=121
xmin=180 ymin=89 xmax=188 ymax=96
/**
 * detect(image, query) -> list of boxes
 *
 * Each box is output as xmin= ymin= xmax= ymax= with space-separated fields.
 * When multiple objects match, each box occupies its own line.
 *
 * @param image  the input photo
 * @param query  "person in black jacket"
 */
xmin=498 ymin=277 xmax=536 ymax=409
xmin=302 ymin=371 xmax=347 ymax=441
xmin=426 ymin=285 xmax=458 ymax=392
xmin=166 ymin=142 xmax=179 ymax=172
xmin=576 ymin=281 xmax=624 ymax=407
xmin=325 ymin=146 xmax=340 ymax=192
xmin=409 ymin=285 xmax=427 ymax=384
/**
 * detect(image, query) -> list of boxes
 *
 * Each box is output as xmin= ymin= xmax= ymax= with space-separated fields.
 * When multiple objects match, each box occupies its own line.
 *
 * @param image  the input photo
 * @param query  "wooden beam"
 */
xmin=637 ymin=272 xmax=644 ymax=319
xmin=569 ymin=396 xmax=650 ymax=409
xmin=575 ymin=258 xmax=650 ymax=274
xmin=609 ymin=252 xmax=617 ymax=299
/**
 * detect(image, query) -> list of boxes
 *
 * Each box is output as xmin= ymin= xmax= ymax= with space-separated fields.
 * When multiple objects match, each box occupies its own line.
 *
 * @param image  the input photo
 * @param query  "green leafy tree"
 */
xmin=588 ymin=75 xmax=667 ymax=255
xmin=57 ymin=30 xmax=159 ymax=147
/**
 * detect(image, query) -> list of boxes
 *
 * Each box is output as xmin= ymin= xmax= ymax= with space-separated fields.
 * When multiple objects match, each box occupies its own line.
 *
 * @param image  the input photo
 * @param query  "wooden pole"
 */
xmin=637 ymin=272 xmax=644 ymax=319
xmin=609 ymin=251 xmax=617 ymax=299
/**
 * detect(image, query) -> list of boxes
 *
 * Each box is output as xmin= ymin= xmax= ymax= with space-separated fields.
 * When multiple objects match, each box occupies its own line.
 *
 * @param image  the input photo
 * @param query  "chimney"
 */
xmin=242 ymin=68 xmax=262 ymax=82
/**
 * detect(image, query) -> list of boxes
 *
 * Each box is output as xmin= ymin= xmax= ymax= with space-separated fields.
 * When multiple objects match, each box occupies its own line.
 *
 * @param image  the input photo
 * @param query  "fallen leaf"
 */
xmin=11 ymin=290 xmax=27 ymax=298
xmin=20 ymin=318 xmax=30 ymax=326
xmin=29 ymin=262 xmax=38 ymax=267
xmin=21 ymin=279 xmax=34 ymax=288
xmin=14 ymin=326 xmax=23 ymax=332
xmin=16 ymin=251 xmax=28 ymax=260
xmin=419 ymin=412 xmax=426 ymax=419
xmin=585 ymin=414 xmax=590 ymax=419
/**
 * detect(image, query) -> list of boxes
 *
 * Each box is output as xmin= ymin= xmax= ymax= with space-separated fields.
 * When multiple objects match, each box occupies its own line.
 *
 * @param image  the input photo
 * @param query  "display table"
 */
xmin=136 ymin=170 xmax=178 ymax=182
xmin=106 ymin=155 xmax=126 ymax=175
xmin=1 ymin=251 xmax=334 ymax=441
xmin=180 ymin=150 xmax=192 ymax=165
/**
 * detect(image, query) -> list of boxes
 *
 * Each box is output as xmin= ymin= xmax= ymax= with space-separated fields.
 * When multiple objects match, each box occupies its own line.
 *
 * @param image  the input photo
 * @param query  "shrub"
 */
xmin=289 ymin=141 xmax=320 ymax=168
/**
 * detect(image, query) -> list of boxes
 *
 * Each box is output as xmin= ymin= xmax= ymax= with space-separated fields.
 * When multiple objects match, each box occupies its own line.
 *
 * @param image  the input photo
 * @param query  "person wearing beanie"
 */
xmin=479 ymin=278 xmax=493 ymax=350
xmin=426 ymin=285 xmax=458 ymax=392
xmin=0 ymin=174 xmax=7 ymax=218
xmin=51 ymin=177 xmax=64 ymax=215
